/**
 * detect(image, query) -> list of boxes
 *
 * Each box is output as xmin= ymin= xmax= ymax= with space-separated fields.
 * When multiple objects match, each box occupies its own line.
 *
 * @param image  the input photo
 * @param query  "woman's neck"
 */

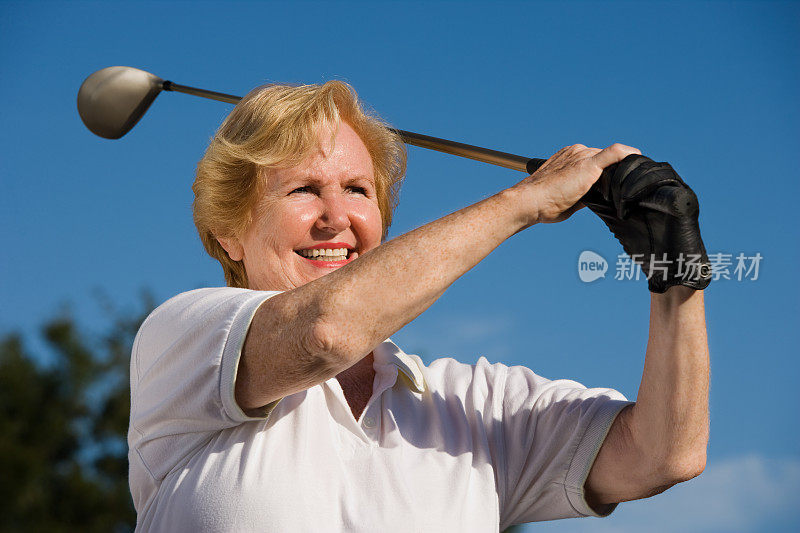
xmin=336 ymin=352 xmax=375 ymax=420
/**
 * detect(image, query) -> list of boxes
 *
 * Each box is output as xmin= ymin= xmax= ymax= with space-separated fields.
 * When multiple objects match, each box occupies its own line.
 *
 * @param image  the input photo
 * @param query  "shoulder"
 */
xmin=421 ymin=355 xmax=624 ymax=407
xmin=423 ymin=355 xmax=557 ymax=390
xmin=132 ymin=287 xmax=280 ymax=375
xmin=418 ymin=356 xmax=512 ymax=402
xmin=140 ymin=287 xmax=254 ymax=329
xmin=426 ymin=355 xmax=508 ymax=381
xmin=138 ymin=287 xmax=279 ymax=339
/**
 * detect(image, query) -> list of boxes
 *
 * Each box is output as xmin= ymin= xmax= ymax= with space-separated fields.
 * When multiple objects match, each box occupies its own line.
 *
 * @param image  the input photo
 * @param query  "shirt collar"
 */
xmin=374 ymin=339 xmax=426 ymax=393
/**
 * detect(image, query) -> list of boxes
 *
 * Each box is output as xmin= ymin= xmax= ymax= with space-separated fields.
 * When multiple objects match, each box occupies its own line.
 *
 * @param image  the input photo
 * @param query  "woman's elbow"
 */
xmin=659 ymin=448 xmax=707 ymax=485
xmin=639 ymin=445 xmax=707 ymax=498
xmin=304 ymin=318 xmax=363 ymax=370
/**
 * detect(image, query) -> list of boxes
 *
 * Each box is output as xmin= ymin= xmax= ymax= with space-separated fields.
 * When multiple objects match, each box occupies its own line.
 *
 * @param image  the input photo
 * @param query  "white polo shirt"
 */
xmin=128 ymin=288 xmax=630 ymax=532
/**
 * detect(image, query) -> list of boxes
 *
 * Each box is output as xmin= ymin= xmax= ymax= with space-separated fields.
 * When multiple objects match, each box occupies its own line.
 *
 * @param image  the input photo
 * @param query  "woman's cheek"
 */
xmin=286 ymin=201 xmax=321 ymax=227
xmin=353 ymin=203 xmax=384 ymax=246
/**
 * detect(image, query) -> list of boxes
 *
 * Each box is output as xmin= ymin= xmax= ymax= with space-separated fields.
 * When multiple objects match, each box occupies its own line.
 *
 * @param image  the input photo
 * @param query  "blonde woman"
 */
xmin=128 ymin=81 xmax=709 ymax=531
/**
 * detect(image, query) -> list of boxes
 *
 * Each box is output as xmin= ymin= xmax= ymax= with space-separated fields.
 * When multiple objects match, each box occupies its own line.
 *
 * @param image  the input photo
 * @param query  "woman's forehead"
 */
xmin=263 ymin=124 xmax=375 ymax=187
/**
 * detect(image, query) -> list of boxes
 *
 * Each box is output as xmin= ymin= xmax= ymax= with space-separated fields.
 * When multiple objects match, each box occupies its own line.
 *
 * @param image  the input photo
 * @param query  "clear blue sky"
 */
xmin=1 ymin=1 xmax=798 ymax=531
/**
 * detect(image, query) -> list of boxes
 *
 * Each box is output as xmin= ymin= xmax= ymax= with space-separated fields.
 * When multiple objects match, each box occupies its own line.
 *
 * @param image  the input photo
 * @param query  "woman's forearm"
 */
xmin=237 ymin=144 xmax=639 ymax=409
xmin=282 ymin=143 xmax=641 ymax=368
xmin=271 ymin=186 xmax=528 ymax=361
xmin=586 ymin=286 xmax=709 ymax=504
xmin=635 ymin=287 xmax=710 ymax=476
xmin=236 ymin=187 xmax=530 ymax=408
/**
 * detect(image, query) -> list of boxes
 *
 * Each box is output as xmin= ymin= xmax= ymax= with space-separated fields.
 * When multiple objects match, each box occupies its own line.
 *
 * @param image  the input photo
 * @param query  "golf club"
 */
xmin=77 ymin=66 xmax=547 ymax=174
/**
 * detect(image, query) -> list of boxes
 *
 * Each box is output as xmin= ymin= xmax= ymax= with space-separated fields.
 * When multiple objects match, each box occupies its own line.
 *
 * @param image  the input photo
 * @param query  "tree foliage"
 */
xmin=0 ymin=295 xmax=154 ymax=532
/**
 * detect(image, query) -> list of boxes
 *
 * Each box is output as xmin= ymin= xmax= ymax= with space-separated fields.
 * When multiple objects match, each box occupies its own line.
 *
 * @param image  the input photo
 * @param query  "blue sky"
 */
xmin=1 ymin=1 xmax=798 ymax=530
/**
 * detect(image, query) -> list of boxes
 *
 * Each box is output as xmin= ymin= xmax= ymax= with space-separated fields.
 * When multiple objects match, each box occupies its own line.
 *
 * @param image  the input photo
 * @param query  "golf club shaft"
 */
xmin=162 ymin=81 xmax=241 ymax=104
xmin=390 ymin=129 xmax=545 ymax=173
xmin=162 ymin=80 xmax=545 ymax=174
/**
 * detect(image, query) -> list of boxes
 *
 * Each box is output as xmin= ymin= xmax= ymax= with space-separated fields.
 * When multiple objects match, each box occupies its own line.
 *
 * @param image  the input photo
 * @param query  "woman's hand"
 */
xmin=513 ymin=143 xmax=641 ymax=226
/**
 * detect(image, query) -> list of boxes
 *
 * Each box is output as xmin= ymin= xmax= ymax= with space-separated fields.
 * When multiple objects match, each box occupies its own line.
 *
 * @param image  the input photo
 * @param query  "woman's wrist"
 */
xmin=498 ymin=185 xmax=539 ymax=232
xmin=651 ymin=284 xmax=697 ymax=312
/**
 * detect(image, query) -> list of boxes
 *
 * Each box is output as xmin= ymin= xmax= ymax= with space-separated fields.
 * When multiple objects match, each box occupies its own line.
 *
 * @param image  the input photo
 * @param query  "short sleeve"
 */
xmin=496 ymin=362 xmax=632 ymax=528
xmin=128 ymin=287 xmax=280 ymax=481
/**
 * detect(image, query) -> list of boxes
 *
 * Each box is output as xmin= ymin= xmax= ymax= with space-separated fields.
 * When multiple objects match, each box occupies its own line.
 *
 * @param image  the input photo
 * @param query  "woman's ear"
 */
xmin=217 ymin=237 xmax=244 ymax=262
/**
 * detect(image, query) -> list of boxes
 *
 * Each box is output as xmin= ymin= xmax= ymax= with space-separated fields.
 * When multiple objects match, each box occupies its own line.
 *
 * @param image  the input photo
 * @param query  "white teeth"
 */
xmin=298 ymin=247 xmax=350 ymax=260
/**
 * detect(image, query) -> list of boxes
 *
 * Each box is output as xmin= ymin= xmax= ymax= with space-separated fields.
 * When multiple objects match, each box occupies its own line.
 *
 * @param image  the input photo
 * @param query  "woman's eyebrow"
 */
xmin=344 ymin=175 xmax=375 ymax=185
xmin=280 ymin=175 xmax=325 ymax=188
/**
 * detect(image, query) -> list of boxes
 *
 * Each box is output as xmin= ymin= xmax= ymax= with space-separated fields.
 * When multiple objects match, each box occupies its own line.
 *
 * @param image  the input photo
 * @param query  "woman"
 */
xmin=128 ymin=81 xmax=709 ymax=531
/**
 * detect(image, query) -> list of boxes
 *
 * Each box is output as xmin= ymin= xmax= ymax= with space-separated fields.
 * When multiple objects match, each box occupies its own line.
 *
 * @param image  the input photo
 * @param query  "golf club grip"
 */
xmin=525 ymin=158 xmax=547 ymax=175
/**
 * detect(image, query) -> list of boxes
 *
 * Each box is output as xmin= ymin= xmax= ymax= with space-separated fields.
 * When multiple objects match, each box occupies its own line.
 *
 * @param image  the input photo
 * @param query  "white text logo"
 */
xmin=578 ymin=251 xmax=608 ymax=283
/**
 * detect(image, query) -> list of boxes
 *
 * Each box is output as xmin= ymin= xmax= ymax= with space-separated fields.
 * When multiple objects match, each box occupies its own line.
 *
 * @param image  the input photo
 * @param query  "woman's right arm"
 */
xmin=235 ymin=143 xmax=640 ymax=410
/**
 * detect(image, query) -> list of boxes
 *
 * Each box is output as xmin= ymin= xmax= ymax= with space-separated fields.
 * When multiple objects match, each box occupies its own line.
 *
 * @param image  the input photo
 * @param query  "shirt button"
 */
xmin=363 ymin=416 xmax=376 ymax=428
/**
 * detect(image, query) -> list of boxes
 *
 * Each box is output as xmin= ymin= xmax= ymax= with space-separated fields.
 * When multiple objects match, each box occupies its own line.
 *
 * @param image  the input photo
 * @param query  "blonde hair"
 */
xmin=193 ymin=81 xmax=407 ymax=288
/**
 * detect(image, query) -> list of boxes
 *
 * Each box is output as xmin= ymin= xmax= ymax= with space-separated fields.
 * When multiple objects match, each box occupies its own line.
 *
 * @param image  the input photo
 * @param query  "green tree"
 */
xmin=0 ymin=295 xmax=154 ymax=532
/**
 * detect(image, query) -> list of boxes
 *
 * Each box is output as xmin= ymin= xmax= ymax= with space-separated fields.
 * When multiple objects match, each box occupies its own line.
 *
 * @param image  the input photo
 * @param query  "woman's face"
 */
xmin=220 ymin=122 xmax=383 ymax=291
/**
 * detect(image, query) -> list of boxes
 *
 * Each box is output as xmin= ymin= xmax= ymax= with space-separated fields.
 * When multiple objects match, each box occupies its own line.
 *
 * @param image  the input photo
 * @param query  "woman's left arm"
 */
xmin=585 ymin=285 xmax=709 ymax=505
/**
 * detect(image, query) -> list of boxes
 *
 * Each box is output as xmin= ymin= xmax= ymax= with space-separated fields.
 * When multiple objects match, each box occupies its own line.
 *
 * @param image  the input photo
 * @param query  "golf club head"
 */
xmin=77 ymin=66 xmax=164 ymax=139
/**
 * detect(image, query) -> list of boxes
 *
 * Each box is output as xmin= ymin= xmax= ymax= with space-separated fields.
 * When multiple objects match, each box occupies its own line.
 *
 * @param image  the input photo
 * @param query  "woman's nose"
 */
xmin=315 ymin=195 xmax=350 ymax=234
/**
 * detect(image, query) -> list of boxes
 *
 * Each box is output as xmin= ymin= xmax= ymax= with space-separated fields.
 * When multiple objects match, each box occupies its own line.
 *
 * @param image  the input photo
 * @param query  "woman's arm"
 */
xmin=585 ymin=286 xmax=709 ymax=505
xmin=235 ymin=144 xmax=640 ymax=409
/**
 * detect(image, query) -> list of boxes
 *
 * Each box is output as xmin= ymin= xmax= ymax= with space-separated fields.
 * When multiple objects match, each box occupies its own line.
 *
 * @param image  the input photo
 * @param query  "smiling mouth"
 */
xmin=294 ymin=246 xmax=356 ymax=262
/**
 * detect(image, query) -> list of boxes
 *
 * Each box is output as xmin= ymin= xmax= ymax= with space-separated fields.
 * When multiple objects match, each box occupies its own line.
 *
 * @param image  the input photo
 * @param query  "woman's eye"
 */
xmin=348 ymin=186 xmax=368 ymax=195
xmin=290 ymin=186 xmax=313 ymax=195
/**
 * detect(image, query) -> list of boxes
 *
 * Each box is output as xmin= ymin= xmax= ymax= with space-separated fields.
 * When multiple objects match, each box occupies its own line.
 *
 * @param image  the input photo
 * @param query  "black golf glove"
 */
xmin=581 ymin=154 xmax=712 ymax=293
